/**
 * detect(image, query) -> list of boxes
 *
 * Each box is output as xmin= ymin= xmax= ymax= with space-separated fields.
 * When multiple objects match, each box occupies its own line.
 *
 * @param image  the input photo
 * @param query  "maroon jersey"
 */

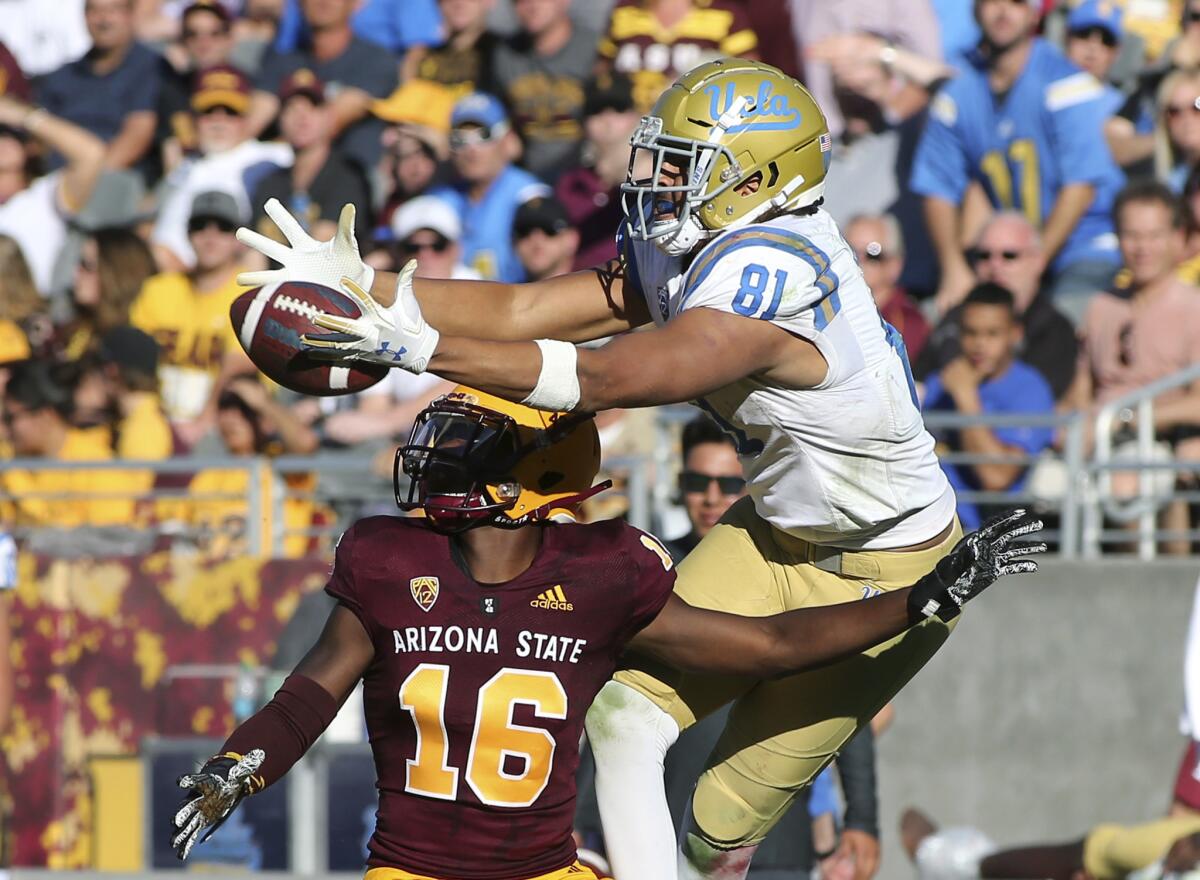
xmin=325 ymin=516 xmax=676 ymax=878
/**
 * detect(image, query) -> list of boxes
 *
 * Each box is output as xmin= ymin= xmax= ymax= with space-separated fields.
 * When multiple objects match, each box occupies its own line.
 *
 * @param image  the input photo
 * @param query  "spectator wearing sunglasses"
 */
xmin=923 ymin=283 xmax=1054 ymax=531
xmin=844 ymin=213 xmax=929 ymax=362
xmin=513 ymin=196 xmax=578 ymax=283
xmin=151 ymin=65 xmax=292 ymax=270
xmin=915 ymin=212 xmax=1079 ymax=401
xmin=389 ymin=195 xmax=480 ymax=281
xmin=666 ymin=415 xmax=747 ymax=562
xmin=250 ymin=68 xmax=371 ymax=247
xmin=133 ymin=190 xmax=256 ymax=445
xmin=1155 ymin=68 xmax=1200 ymax=192
xmin=426 ymin=92 xmax=551 ymax=282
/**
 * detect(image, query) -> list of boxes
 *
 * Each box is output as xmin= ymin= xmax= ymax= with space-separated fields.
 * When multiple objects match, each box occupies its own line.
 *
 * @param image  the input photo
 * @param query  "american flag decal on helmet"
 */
xmin=819 ymin=132 xmax=832 ymax=152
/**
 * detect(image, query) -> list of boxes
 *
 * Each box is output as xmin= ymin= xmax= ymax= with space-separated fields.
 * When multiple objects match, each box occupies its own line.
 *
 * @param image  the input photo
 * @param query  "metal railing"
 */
xmin=1086 ymin=362 xmax=1200 ymax=559
xmin=3 ymin=367 xmax=1198 ymax=558
xmin=0 ymin=452 xmax=654 ymax=559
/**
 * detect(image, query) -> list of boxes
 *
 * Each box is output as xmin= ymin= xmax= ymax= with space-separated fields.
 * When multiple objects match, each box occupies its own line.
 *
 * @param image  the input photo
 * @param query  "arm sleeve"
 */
xmin=910 ymin=89 xmax=970 ymax=203
xmin=1046 ymin=74 xmax=1121 ymax=186
xmin=220 ymin=673 xmax=339 ymax=791
xmin=835 ymin=724 xmax=879 ymax=838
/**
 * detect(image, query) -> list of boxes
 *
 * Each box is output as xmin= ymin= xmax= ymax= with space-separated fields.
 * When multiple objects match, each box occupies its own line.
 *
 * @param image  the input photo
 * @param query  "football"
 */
xmin=229 ymin=281 xmax=389 ymax=396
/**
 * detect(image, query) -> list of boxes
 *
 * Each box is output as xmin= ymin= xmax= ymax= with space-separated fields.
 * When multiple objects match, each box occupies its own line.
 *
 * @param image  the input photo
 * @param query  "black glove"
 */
xmin=171 ymin=749 xmax=265 ymax=860
xmin=908 ymin=509 xmax=1045 ymax=622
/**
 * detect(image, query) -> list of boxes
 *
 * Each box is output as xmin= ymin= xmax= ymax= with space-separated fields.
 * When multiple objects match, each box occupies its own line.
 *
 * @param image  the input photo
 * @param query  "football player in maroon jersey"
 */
xmin=170 ymin=388 xmax=1042 ymax=880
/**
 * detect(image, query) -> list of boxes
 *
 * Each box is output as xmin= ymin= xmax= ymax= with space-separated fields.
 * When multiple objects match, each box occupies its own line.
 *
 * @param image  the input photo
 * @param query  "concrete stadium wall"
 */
xmin=878 ymin=559 xmax=1200 ymax=880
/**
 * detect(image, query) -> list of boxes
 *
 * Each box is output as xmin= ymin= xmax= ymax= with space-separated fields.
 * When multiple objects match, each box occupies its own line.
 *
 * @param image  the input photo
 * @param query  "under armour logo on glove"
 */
xmin=908 ymin=509 xmax=1046 ymax=622
xmin=373 ymin=341 xmax=408 ymax=362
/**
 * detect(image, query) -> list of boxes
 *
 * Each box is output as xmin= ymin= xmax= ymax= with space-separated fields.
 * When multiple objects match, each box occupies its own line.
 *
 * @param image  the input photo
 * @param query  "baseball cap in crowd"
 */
xmin=584 ymin=72 xmax=634 ymax=116
xmin=99 ymin=326 xmax=159 ymax=378
xmin=514 ymin=197 xmax=571 ymax=238
xmin=1067 ymin=0 xmax=1123 ymax=41
xmin=391 ymin=196 xmax=462 ymax=243
xmin=191 ymin=64 xmax=251 ymax=114
xmin=189 ymin=190 xmax=243 ymax=227
xmin=371 ymin=80 xmax=456 ymax=133
xmin=450 ymin=93 xmax=510 ymax=140
xmin=279 ymin=68 xmax=325 ymax=105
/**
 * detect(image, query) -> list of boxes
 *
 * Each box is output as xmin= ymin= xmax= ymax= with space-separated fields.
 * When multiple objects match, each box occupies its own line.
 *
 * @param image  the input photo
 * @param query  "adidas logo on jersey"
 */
xmin=531 ymin=585 xmax=573 ymax=611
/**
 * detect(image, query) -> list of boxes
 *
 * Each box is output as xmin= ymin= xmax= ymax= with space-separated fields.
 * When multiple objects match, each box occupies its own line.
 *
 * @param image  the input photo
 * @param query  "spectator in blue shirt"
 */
xmin=426 ymin=93 xmax=551 ymax=282
xmin=272 ymin=0 xmax=442 ymax=57
xmin=911 ymin=0 xmax=1125 ymax=317
xmin=36 ymin=0 xmax=162 ymax=171
xmin=923 ymin=283 xmax=1055 ymax=530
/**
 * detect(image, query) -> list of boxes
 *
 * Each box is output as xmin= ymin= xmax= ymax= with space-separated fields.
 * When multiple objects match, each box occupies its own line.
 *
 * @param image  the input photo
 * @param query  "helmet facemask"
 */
xmin=621 ymin=114 xmax=745 ymax=257
xmin=396 ymin=401 xmax=523 ymax=532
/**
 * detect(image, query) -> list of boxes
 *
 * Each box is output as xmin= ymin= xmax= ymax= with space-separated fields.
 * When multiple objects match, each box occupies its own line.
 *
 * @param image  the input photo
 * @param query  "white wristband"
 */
xmin=523 ymin=339 xmax=581 ymax=412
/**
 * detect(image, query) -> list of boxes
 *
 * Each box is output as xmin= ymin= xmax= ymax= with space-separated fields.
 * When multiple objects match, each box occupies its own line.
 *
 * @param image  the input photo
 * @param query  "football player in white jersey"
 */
xmin=236 ymin=59 xmax=1026 ymax=880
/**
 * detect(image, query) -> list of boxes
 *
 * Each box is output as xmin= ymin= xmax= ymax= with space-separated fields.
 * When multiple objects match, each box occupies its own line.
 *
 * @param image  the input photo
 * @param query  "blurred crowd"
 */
xmin=0 ymin=0 xmax=1197 ymax=554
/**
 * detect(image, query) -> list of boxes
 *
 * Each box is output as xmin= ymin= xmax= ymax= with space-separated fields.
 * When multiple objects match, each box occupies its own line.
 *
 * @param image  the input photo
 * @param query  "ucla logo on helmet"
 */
xmin=703 ymin=80 xmax=802 ymax=133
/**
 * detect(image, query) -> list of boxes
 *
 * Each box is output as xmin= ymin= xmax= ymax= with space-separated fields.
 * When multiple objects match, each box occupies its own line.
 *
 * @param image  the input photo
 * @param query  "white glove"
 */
xmin=172 ymin=749 xmax=265 ymax=860
xmin=301 ymin=261 xmax=440 ymax=372
xmin=236 ymin=198 xmax=375 ymax=294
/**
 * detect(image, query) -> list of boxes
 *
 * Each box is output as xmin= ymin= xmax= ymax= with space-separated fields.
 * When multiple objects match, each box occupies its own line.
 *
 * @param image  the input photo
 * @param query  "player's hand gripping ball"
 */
xmin=300 ymin=261 xmax=440 ymax=373
xmin=908 ymin=509 xmax=1046 ymax=622
xmin=171 ymin=750 xmax=265 ymax=860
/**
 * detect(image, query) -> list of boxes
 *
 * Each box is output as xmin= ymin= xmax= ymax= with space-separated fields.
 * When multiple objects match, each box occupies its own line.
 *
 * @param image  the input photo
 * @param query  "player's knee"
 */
xmin=679 ymin=831 xmax=758 ymax=880
xmin=585 ymin=680 xmax=679 ymax=763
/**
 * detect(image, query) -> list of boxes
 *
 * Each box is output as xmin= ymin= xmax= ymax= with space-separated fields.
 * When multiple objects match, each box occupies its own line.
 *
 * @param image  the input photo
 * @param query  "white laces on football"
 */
xmin=236 ymin=198 xmax=375 ymax=294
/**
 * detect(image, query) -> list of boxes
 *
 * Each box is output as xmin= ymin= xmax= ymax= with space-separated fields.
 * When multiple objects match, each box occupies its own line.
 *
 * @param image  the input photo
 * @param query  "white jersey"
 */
xmin=621 ymin=208 xmax=956 ymax=550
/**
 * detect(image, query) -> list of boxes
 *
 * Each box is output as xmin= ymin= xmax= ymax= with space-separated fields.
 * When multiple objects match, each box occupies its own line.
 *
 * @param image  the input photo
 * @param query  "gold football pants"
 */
xmin=1083 ymin=817 xmax=1200 ymax=880
xmin=615 ymin=496 xmax=961 ymax=848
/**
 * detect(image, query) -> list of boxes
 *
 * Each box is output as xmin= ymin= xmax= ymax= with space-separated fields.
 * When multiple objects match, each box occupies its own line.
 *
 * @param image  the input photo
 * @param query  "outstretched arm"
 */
xmin=170 ymin=605 xmax=373 ymax=859
xmin=237 ymin=199 xmax=649 ymax=344
xmin=628 ymin=511 xmax=1044 ymax=676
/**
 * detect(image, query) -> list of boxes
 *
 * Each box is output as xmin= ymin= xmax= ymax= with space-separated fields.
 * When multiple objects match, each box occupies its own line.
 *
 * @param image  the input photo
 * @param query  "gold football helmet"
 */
xmin=396 ymin=387 xmax=605 ymax=530
xmin=621 ymin=58 xmax=832 ymax=256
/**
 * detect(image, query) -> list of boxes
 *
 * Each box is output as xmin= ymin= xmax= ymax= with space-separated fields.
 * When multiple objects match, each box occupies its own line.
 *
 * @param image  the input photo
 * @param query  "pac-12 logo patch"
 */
xmin=410 ymin=576 xmax=440 ymax=612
